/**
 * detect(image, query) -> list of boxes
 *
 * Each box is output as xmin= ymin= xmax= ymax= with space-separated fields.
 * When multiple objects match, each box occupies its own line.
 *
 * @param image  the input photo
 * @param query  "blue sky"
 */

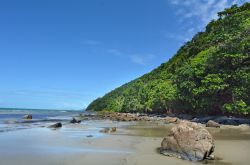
xmin=0 ymin=0 xmax=248 ymax=110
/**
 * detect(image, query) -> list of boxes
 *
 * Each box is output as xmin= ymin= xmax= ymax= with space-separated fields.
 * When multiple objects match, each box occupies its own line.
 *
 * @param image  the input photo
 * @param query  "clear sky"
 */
xmin=0 ymin=0 xmax=248 ymax=110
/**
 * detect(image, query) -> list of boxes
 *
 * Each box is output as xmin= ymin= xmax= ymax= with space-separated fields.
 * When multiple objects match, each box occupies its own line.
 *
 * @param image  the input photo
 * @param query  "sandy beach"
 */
xmin=1 ymin=119 xmax=250 ymax=165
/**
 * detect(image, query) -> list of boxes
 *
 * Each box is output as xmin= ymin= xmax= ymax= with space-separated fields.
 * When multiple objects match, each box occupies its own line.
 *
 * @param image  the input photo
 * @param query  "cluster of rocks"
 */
xmin=99 ymin=127 xmax=117 ymax=133
xmin=100 ymin=112 xmax=179 ymax=124
xmin=48 ymin=117 xmax=81 ymax=128
xmin=97 ymin=112 xmax=250 ymax=127
xmin=191 ymin=116 xmax=250 ymax=125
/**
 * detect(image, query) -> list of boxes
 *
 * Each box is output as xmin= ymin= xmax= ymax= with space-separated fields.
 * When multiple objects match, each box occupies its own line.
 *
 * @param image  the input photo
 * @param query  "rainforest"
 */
xmin=87 ymin=3 xmax=250 ymax=116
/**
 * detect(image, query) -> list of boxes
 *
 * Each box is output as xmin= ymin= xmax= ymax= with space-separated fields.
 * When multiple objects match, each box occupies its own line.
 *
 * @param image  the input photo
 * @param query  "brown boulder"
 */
xmin=161 ymin=121 xmax=215 ymax=161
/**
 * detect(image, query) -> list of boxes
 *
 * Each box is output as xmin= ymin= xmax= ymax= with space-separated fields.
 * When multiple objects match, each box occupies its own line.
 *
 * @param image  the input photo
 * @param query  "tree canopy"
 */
xmin=86 ymin=3 xmax=250 ymax=116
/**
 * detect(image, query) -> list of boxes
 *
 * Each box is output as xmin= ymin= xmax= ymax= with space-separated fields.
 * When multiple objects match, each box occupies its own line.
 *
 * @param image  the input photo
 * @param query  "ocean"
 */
xmin=0 ymin=108 xmax=82 ymax=132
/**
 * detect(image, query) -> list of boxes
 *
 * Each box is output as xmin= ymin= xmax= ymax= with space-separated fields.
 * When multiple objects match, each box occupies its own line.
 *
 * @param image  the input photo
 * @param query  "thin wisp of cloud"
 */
xmin=166 ymin=0 xmax=248 ymax=43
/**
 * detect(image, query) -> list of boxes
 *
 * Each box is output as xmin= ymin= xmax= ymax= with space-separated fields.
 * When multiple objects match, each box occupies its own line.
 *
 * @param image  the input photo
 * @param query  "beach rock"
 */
xmin=86 ymin=135 xmax=93 ymax=138
xmin=100 ymin=128 xmax=110 ymax=133
xmin=70 ymin=117 xmax=81 ymax=124
xmin=191 ymin=116 xmax=216 ymax=124
xmin=48 ymin=122 xmax=62 ymax=128
xmin=161 ymin=121 xmax=215 ymax=161
xmin=164 ymin=117 xmax=178 ymax=123
xmin=176 ymin=114 xmax=194 ymax=120
xmin=100 ymin=127 xmax=117 ymax=133
xmin=214 ymin=117 xmax=238 ymax=125
xmin=206 ymin=120 xmax=220 ymax=128
xmin=111 ymin=127 xmax=117 ymax=132
xmin=23 ymin=114 xmax=32 ymax=120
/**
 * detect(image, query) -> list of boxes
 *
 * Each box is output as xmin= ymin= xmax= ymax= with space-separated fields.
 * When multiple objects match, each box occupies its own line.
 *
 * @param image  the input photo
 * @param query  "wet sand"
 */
xmin=0 ymin=120 xmax=250 ymax=165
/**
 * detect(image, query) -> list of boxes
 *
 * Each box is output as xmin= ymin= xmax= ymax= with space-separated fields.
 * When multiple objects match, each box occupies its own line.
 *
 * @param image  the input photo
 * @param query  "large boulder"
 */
xmin=23 ymin=114 xmax=32 ymax=119
xmin=161 ymin=121 xmax=215 ymax=161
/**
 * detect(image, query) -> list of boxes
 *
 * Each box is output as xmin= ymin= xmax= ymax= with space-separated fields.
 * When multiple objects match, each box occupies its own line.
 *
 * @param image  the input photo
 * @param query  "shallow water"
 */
xmin=0 ymin=121 xmax=135 ymax=165
xmin=0 ymin=115 xmax=250 ymax=165
xmin=0 ymin=108 xmax=81 ymax=132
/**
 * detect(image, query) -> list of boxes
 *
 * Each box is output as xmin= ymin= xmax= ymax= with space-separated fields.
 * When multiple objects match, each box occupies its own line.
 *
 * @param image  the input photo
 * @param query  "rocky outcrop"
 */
xmin=192 ymin=116 xmax=250 ymax=125
xmin=161 ymin=121 xmax=215 ymax=161
xmin=206 ymin=120 xmax=220 ymax=128
xmin=23 ymin=114 xmax=32 ymax=119
xmin=99 ymin=112 xmax=179 ymax=123
xmin=48 ymin=122 xmax=62 ymax=128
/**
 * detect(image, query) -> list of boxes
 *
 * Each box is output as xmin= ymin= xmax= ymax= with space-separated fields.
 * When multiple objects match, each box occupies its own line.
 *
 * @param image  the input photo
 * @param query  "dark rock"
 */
xmin=191 ymin=116 xmax=217 ymax=124
xmin=86 ymin=135 xmax=93 ymax=138
xmin=176 ymin=114 xmax=194 ymax=120
xmin=214 ymin=117 xmax=238 ymax=125
xmin=48 ymin=122 xmax=62 ymax=128
xmin=23 ymin=114 xmax=32 ymax=120
xmin=161 ymin=121 xmax=215 ymax=161
xmin=70 ymin=117 xmax=81 ymax=124
xmin=206 ymin=120 xmax=220 ymax=128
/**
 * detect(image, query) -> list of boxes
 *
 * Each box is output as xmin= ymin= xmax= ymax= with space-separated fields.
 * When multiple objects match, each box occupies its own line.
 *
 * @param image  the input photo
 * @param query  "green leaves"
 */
xmin=223 ymin=100 xmax=250 ymax=115
xmin=86 ymin=3 xmax=250 ymax=116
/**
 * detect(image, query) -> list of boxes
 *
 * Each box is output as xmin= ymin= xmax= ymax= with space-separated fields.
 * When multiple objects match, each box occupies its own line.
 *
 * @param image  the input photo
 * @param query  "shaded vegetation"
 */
xmin=87 ymin=3 xmax=250 ymax=116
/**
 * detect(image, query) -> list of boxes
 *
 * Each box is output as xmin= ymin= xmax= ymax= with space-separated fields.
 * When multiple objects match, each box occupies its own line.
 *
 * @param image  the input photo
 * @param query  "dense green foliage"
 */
xmin=87 ymin=3 xmax=250 ymax=116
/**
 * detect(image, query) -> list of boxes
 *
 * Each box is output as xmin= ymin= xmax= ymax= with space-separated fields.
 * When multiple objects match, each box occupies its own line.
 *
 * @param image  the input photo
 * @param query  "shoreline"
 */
xmin=83 ymin=111 xmax=250 ymax=126
xmin=1 ymin=118 xmax=250 ymax=165
xmin=1 ymin=110 xmax=250 ymax=165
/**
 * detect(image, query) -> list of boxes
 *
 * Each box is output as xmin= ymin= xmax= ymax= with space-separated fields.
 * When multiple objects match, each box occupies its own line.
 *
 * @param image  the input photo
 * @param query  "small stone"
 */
xmin=23 ymin=114 xmax=32 ymax=120
xmin=111 ymin=127 xmax=117 ymax=132
xmin=48 ymin=122 xmax=62 ymax=128
xmin=206 ymin=120 xmax=220 ymax=128
xmin=100 ymin=128 xmax=110 ymax=133
xmin=70 ymin=117 xmax=81 ymax=124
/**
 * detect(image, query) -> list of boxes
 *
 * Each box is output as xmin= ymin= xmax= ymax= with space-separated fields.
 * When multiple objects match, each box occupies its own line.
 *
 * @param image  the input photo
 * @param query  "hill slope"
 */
xmin=86 ymin=3 xmax=250 ymax=116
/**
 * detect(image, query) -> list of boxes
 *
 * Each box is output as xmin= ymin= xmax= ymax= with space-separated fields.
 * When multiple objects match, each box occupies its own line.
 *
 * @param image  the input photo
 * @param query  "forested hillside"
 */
xmin=86 ymin=3 xmax=250 ymax=116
